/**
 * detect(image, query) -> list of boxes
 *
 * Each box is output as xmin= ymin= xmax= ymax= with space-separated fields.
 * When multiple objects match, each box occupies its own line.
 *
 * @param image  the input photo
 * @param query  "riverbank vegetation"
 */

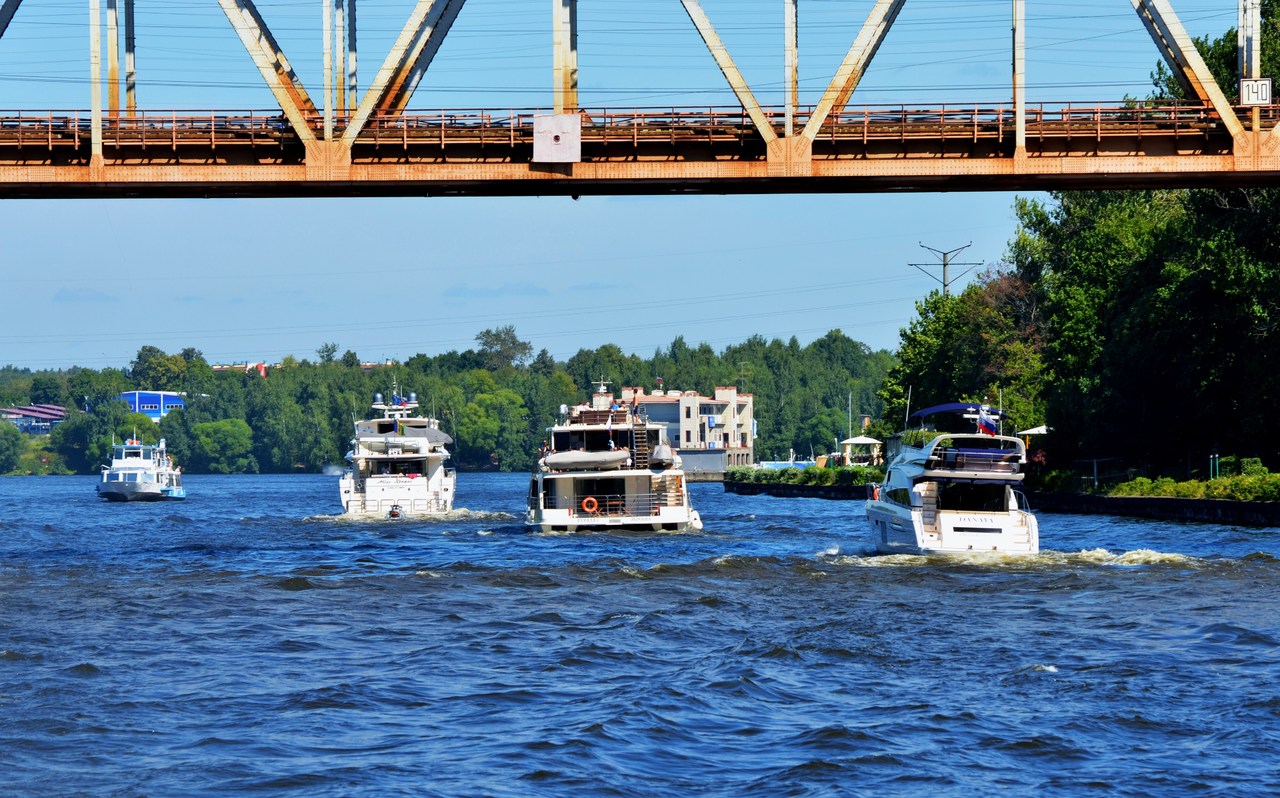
xmin=880 ymin=11 xmax=1280 ymax=490
xmin=0 ymin=327 xmax=891 ymax=475
xmin=1107 ymin=458 xmax=1280 ymax=503
xmin=725 ymin=464 xmax=884 ymax=487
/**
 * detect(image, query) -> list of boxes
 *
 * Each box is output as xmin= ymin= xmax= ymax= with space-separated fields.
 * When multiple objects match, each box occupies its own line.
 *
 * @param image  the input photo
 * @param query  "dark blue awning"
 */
xmin=909 ymin=402 xmax=1015 ymax=422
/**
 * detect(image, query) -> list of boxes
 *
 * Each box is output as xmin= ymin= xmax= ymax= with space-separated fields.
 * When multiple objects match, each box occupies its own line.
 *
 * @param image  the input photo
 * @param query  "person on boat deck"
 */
xmin=608 ymin=439 xmax=616 ymax=450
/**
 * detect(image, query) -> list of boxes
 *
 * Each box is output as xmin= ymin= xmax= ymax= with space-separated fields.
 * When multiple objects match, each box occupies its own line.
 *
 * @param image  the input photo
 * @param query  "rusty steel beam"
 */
xmin=1131 ymin=0 xmax=1243 ymax=139
xmin=801 ymin=0 xmax=904 ymax=142
xmin=106 ymin=0 xmax=119 ymax=116
xmin=680 ymin=0 xmax=777 ymax=145
xmin=347 ymin=0 xmax=358 ymax=112
xmin=342 ymin=0 xmax=466 ymax=145
xmin=335 ymin=0 xmax=346 ymax=113
xmin=0 ymin=0 xmax=22 ymax=41
xmin=7 ymin=154 xmax=1280 ymax=200
xmin=124 ymin=0 xmax=135 ymax=114
xmin=89 ymin=0 xmax=103 ymax=163
xmin=553 ymin=0 xmax=578 ymax=114
xmin=217 ymin=0 xmax=318 ymax=144
xmin=1013 ymin=0 xmax=1025 ymax=154
xmin=323 ymin=0 xmax=333 ymax=140
xmin=381 ymin=0 xmax=467 ymax=114
xmin=784 ymin=0 xmax=797 ymax=138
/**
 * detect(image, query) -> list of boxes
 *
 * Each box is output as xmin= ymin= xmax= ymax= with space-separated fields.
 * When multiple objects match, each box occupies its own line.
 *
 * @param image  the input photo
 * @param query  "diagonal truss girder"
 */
xmin=378 ymin=0 xmax=466 ymax=114
xmin=0 ymin=0 xmax=21 ymax=41
xmin=217 ymin=0 xmax=318 ymax=143
xmin=679 ymin=0 xmax=778 ymax=144
xmin=801 ymin=0 xmax=905 ymax=142
xmin=1131 ymin=0 xmax=1244 ymax=139
xmin=341 ymin=0 xmax=467 ymax=146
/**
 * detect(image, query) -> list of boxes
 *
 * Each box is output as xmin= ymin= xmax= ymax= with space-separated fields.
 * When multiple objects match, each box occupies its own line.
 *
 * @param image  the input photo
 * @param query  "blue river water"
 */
xmin=1 ymin=472 xmax=1278 ymax=797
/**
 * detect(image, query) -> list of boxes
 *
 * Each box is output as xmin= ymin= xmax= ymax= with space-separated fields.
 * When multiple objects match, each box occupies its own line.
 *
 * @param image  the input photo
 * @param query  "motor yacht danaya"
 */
xmin=339 ymin=391 xmax=456 ymax=518
xmin=864 ymin=402 xmax=1038 ymax=555
xmin=97 ymin=437 xmax=185 ymax=501
xmin=526 ymin=382 xmax=703 ymax=533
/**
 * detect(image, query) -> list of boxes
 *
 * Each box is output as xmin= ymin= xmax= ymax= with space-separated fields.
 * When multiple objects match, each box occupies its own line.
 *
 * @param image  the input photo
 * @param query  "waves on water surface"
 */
xmin=0 ymin=473 xmax=1277 ymax=797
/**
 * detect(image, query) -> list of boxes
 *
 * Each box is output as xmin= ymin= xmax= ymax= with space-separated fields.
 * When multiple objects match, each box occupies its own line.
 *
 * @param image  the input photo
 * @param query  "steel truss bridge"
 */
xmin=0 ymin=0 xmax=1276 ymax=198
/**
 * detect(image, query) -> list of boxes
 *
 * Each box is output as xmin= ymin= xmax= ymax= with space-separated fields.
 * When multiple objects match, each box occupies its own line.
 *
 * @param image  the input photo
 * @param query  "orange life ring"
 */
xmin=581 ymin=496 xmax=599 ymax=514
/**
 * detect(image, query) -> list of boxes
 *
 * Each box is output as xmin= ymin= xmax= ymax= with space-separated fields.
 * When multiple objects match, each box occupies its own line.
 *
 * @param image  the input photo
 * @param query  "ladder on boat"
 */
xmin=631 ymin=413 xmax=650 ymax=470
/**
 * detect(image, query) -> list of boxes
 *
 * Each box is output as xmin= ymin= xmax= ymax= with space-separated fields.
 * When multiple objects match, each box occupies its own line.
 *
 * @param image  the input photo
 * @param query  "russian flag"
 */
xmin=978 ymin=406 xmax=998 ymax=436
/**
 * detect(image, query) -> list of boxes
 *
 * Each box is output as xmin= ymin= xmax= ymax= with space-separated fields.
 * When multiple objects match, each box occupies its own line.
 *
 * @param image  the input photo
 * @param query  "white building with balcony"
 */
xmin=620 ymin=385 xmax=754 ymax=479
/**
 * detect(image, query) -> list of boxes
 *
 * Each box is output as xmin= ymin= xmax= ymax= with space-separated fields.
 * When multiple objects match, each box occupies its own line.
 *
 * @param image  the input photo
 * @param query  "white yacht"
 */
xmin=339 ymin=391 xmax=456 ymax=518
xmin=864 ymin=402 xmax=1038 ymax=555
xmin=526 ymin=382 xmax=703 ymax=533
xmin=97 ymin=437 xmax=186 ymax=501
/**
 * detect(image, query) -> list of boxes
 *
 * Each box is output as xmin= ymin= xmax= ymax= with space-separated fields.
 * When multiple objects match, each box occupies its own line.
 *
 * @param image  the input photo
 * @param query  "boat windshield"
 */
xmin=937 ymin=482 xmax=1010 ymax=512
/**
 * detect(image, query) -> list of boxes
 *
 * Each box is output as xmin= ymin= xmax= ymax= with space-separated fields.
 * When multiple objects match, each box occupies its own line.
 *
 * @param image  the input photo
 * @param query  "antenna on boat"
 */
xmin=903 ymin=386 xmax=913 ymax=431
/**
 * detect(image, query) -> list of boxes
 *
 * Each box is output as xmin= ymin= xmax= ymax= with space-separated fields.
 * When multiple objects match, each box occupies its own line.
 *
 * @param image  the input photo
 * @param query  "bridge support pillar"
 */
xmin=305 ymin=140 xmax=353 ymax=181
xmin=767 ymin=136 xmax=812 ymax=177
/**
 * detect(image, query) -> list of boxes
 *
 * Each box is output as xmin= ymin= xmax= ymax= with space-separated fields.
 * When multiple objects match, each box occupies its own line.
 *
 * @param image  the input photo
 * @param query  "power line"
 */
xmin=909 ymin=242 xmax=983 ymax=297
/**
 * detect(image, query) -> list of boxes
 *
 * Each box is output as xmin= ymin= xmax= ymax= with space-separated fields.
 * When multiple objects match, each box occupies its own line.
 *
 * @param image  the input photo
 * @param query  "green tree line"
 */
xmin=2 ymin=326 xmax=892 ymax=475
xmin=880 ymin=6 xmax=1280 ymax=481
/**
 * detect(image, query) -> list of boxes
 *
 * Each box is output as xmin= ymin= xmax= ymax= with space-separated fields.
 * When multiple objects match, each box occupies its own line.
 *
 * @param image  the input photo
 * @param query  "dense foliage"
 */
xmin=2 ymin=328 xmax=892 ymax=475
xmin=883 ymin=184 xmax=1280 ymax=482
xmin=725 ymin=464 xmax=884 ymax=487
xmin=876 ymin=13 xmax=1280 ymax=487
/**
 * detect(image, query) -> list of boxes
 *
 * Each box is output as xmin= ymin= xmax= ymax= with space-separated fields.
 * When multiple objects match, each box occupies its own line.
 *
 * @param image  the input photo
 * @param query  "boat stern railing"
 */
xmin=532 ymin=491 xmax=671 ymax=517
xmin=926 ymin=447 xmax=1022 ymax=474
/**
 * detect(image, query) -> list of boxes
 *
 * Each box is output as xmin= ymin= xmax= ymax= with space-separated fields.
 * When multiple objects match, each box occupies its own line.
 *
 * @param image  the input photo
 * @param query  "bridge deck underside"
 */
xmin=0 ymin=105 xmax=1273 ymax=197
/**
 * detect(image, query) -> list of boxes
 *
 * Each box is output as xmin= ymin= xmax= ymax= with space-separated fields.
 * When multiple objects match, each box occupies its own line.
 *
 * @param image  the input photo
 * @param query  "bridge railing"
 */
xmin=0 ymin=101 xmax=1260 ymax=150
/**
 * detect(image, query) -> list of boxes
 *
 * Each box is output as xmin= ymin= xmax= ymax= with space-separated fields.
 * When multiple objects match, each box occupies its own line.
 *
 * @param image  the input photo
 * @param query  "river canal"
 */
xmin=2 ymin=472 xmax=1277 ymax=796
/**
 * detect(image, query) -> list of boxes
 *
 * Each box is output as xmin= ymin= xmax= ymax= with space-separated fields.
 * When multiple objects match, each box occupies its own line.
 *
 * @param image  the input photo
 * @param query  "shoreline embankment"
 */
xmin=723 ymin=481 xmax=1280 ymax=527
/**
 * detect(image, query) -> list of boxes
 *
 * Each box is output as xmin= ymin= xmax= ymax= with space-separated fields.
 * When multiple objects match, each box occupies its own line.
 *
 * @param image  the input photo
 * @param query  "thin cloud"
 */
xmin=53 ymin=288 xmax=115 ymax=303
xmin=443 ymin=283 xmax=550 ymax=300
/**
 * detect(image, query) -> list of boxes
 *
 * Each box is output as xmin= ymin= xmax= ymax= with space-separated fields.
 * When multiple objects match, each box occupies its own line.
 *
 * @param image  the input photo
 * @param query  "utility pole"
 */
xmin=910 ymin=242 xmax=982 ymax=296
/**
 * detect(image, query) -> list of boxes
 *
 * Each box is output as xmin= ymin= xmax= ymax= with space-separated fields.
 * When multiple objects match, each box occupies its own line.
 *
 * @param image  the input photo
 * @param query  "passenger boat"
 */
xmin=526 ymin=381 xmax=703 ymax=533
xmin=97 ymin=437 xmax=186 ymax=501
xmin=864 ymin=402 xmax=1038 ymax=555
xmin=339 ymin=391 xmax=456 ymax=518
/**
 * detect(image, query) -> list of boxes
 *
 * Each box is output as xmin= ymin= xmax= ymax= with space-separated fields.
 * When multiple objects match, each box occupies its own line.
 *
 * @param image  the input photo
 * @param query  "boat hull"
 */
xmin=339 ymin=472 xmax=455 ymax=518
xmin=96 ymin=482 xmax=185 ymax=502
xmin=525 ymin=507 xmax=703 ymax=534
xmin=525 ymin=469 xmax=703 ymax=533
xmin=865 ymin=499 xmax=1038 ymax=555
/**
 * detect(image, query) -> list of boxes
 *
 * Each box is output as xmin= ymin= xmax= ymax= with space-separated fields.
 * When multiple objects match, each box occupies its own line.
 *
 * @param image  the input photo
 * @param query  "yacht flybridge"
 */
xmin=339 ymin=391 xmax=456 ymax=518
xmin=526 ymin=381 xmax=702 ymax=533
xmin=864 ymin=402 xmax=1038 ymax=555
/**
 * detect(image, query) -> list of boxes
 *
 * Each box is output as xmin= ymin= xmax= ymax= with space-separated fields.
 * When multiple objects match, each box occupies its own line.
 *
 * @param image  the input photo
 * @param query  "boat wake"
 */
xmin=300 ymin=508 xmax=518 ymax=523
xmin=825 ymin=547 xmax=1219 ymax=569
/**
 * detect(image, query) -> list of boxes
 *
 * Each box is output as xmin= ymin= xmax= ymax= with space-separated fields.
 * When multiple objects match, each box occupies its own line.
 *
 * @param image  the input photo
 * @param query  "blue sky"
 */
xmin=0 ymin=1 xmax=1237 ymax=370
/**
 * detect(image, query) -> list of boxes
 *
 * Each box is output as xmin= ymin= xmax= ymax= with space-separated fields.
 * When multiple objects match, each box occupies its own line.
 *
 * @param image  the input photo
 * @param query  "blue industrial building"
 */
xmin=121 ymin=391 xmax=186 ymax=422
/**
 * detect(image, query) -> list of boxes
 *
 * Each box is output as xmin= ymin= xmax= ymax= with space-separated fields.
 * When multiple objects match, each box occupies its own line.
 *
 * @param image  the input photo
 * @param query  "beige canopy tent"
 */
xmin=840 ymin=435 xmax=882 ymax=465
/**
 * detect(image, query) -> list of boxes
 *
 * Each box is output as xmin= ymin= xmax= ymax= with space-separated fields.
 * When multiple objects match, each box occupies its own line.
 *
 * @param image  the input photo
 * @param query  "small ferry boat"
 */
xmin=526 ymin=381 xmax=703 ymax=533
xmin=339 ymin=391 xmax=456 ymax=518
xmin=97 ymin=437 xmax=186 ymax=501
xmin=864 ymin=402 xmax=1038 ymax=555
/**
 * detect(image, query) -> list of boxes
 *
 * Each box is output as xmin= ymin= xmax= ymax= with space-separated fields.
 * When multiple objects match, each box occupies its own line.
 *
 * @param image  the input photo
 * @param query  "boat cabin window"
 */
xmin=552 ymin=430 xmax=625 ymax=451
xmin=125 ymin=449 xmax=143 ymax=459
xmin=575 ymin=477 xmax=625 ymax=501
xmin=374 ymin=460 xmax=424 ymax=476
xmin=885 ymin=487 xmax=913 ymax=506
xmin=937 ymin=483 xmax=1009 ymax=512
